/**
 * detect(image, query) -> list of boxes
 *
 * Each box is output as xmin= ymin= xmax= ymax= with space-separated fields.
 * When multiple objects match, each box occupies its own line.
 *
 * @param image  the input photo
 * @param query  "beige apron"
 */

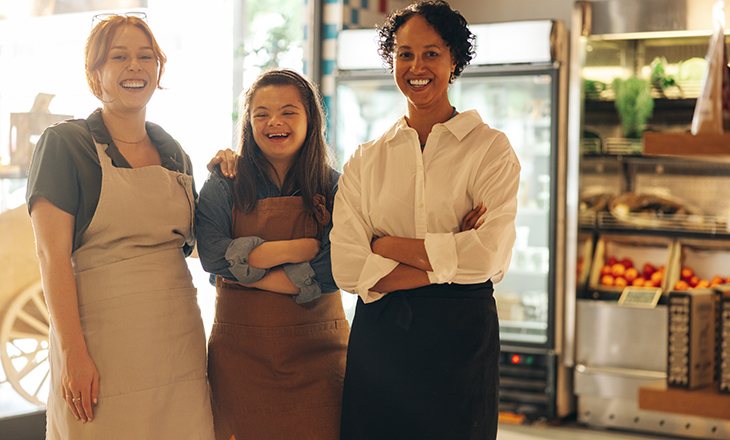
xmin=46 ymin=139 xmax=214 ymax=439
xmin=208 ymin=196 xmax=349 ymax=440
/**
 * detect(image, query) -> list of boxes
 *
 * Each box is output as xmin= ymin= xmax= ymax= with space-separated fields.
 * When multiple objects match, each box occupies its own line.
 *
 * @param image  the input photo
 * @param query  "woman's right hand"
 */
xmin=60 ymin=347 xmax=100 ymax=423
xmin=461 ymin=202 xmax=486 ymax=231
xmin=29 ymin=198 xmax=98 ymax=422
xmin=206 ymin=149 xmax=238 ymax=178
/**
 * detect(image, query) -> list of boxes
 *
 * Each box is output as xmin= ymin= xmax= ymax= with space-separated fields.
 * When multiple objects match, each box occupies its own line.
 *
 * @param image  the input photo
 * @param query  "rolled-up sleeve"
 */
xmin=424 ymin=142 xmax=520 ymax=285
xmin=195 ymin=173 xmax=267 ymax=285
xmin=225 ymin=236 xmax=268 ymax=284
xmin=283 ymin=175 xmax=341 ymax=303
xmin=331 ymin=151 xmax=398 ymax=303
xmin=283 ymin=262 xmax=320 ymax=303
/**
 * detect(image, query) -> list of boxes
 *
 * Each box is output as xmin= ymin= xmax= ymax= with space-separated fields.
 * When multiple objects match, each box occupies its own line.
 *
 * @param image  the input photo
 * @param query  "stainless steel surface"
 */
xmin=577 ymin=394 xmax=730 ymax=439
xmin=576 ymin=300 xmax=667 ymax=372
xmin=551 ymin=19 xmax=572 ymax=419
xmin=579 ymin=0 xmax=723 ymax=37
xmin=564 ymin=0 xmax=589 ymax=370
xmin=574 ymin=366 xmax=665 ymax=399
xmin=499 ymin=420 xmax=673 ymax=439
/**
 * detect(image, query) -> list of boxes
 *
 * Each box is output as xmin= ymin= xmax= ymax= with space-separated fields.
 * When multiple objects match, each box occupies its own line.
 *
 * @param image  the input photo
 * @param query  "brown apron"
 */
xmin=208 ymin=196 xmax=349 ymax=440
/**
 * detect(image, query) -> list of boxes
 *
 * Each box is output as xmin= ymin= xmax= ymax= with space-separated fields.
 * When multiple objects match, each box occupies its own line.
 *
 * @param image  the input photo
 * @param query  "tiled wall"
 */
xmin=320 ymin=0 xmax=408 ymax=149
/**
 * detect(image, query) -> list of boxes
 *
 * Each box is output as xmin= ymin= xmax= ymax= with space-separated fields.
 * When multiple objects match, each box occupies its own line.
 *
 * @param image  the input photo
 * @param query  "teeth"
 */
xmin=409 ymin=79 xmax=430 ymax=87
xmin=268 ymin=133 xmax=288 ymax=138
xmin=121 ymin=81 xmax=145 ymax=89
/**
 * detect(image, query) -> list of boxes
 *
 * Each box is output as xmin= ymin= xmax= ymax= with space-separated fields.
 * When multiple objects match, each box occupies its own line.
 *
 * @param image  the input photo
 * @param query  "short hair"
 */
xmin=377 ymin=0 xmax=475 ymax=81
xmin=85 ymin=15 xmax=167 ymax=100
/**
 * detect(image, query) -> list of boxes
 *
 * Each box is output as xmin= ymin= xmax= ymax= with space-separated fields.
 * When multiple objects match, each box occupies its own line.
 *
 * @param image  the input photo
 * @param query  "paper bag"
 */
xmin=691 ymin=1 xmax=730 ymax=134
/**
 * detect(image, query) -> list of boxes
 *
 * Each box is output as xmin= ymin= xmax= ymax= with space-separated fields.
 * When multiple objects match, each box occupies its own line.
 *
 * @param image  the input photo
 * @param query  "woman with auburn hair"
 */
xmin=27 ymin=14 xmax=214 ymax=439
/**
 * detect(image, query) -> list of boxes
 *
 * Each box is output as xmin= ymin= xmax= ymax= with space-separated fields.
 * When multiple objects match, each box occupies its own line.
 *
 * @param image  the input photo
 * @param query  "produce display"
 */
xmin=598 ymin=255 xmax=664 ymax=288
xmin=672 ymin=266 xmax=730 ymax=291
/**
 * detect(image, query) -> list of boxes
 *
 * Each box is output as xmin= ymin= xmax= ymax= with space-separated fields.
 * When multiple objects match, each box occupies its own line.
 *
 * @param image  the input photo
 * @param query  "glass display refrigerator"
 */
xmin=334 ymin=20 xmax=573 ymax=422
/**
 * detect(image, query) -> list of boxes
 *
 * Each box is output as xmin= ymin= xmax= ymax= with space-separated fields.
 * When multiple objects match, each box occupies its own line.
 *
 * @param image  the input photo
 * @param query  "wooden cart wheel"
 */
xmin=0 ymin=281 xmax=50 ymax=406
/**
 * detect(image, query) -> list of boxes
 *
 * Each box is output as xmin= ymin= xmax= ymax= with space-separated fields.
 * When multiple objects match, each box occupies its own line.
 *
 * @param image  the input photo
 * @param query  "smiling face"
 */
xmin=250 ymin=84 xmax=308 ymax=175
xmin=393 ymin=14 xmax=456 ymax=113
xmin=97 ymin=24 xmax=158 ymax=114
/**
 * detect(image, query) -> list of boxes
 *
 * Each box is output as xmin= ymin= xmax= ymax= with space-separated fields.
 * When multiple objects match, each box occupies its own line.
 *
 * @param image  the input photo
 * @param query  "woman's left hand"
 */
xmin=207 ymin=149 xmax=237 ymax=178
xmin=461 ymin=202 xmax=485 ymax=231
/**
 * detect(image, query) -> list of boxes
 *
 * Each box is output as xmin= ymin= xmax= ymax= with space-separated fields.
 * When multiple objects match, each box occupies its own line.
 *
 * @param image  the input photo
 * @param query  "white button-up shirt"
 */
xmin=331 ymin=109 xmax=521 ymax=303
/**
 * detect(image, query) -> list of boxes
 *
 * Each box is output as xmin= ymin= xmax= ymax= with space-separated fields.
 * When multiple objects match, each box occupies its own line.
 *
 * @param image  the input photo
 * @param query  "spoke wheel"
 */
xmin=0 ymin=281 xmax=50 ymax=406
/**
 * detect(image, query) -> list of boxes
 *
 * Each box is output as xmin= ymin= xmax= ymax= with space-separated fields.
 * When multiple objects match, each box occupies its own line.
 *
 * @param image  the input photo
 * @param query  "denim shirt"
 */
xmin=195 ymin=170 xmax=340 ymax=304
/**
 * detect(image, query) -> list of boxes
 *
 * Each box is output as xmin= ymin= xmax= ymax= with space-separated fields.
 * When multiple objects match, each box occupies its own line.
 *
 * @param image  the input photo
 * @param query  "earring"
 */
xmin=449 ymin=71 xmax=455 ymax=84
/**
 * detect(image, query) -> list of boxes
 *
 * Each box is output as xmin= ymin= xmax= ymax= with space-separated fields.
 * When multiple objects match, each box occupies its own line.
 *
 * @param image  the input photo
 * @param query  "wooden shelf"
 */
xmin=638 ymin=380 xmax=730 ymax=420
xmin=643 ymin=132 xmax=730 ymax=156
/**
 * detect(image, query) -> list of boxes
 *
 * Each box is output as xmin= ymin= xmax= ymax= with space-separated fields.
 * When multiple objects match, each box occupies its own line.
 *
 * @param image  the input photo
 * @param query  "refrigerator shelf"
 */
xmin=579 ymin=211 xmax=730 ymax=237
xmin=597 ymin=212 xmax=730 ymax=236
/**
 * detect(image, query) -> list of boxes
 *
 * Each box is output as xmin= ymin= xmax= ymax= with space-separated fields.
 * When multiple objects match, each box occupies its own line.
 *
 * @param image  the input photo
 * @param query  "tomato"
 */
xmin=642 ymin=263 xmax=656 ymax=277
xmin=680 ymin=266 xmax=694 ymax=280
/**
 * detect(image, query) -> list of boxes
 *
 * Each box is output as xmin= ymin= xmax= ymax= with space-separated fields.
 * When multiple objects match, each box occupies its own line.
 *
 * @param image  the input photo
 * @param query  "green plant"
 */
xmin=650 ymin=57 xmax=680 ymax=96
xmin=612 ymin=77 xmax=654 ymax=138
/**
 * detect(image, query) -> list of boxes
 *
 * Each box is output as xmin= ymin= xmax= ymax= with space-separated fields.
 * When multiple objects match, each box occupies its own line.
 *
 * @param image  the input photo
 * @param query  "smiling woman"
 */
xmin=330 ymin=2 xmax=520 ymax=440
xmin=24 ymin=14 xmax=215 ymax=440
xmin=250 ymin=85 xmax=308 ymax=185
xmin=195 ymin=69 xmax=348 ymax=440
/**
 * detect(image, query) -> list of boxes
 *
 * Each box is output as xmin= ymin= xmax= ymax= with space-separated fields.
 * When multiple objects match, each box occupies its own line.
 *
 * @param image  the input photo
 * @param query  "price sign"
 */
xmin=617 ymin=287 xmax=662 ymax=308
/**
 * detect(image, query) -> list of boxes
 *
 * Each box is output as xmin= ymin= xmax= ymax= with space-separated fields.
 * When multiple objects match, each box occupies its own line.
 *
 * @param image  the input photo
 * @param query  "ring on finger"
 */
xmin=72 ymin=397 xmax=82 ymax=403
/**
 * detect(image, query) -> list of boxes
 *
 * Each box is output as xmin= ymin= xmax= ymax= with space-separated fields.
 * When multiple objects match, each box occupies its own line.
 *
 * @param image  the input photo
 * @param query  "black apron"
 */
xmin=340 ymin=281 xmax=499 ymax=440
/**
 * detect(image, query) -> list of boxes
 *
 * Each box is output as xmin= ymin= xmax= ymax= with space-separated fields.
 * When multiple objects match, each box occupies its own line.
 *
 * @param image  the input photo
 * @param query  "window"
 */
xmin=0 ymin=0 xmax=312 ymax=421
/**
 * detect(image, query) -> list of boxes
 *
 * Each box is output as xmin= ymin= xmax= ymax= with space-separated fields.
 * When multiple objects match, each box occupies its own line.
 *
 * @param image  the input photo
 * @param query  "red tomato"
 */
xmin=642 ymin=263 xmax=656 ymax=277
xmin=681 ymin=267 xmax=694 ymax=280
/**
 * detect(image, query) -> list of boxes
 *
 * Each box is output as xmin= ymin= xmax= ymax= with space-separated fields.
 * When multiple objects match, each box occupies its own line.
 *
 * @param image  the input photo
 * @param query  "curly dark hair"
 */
xmin=377 ymin=0 xmax=475 ymax=81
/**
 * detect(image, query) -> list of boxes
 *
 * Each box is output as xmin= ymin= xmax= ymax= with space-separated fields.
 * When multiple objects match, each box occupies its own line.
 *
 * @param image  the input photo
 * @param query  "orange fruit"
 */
xmin=624 ymin=267 xmax=639 ymax=283
xmin=611 ymin=263 xmax=626 ymax=278
xmin=650 ymin=271 xmax=663 ymax=283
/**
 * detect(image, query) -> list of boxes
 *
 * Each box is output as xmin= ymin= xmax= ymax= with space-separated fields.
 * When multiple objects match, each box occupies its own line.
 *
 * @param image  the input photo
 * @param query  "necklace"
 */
xmin=111 ymin=133 xmax=148 ymax=144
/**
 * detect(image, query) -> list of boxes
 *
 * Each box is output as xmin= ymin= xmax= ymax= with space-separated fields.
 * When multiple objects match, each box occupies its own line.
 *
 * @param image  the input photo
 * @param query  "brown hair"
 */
xmin=84 ymin=15 xmax=167 ymax=100
xmin=232 ymin=69 xmax=334 ymax=215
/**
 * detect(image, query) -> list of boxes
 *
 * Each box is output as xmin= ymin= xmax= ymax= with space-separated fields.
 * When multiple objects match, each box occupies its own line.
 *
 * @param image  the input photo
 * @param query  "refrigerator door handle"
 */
xmin=575 ymin=364 xmax=667 ymax=380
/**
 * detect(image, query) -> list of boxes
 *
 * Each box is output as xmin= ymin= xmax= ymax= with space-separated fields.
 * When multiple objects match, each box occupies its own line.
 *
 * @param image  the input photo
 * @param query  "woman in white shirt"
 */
xmin=330 ymin=1 xmax=520 ymax=439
